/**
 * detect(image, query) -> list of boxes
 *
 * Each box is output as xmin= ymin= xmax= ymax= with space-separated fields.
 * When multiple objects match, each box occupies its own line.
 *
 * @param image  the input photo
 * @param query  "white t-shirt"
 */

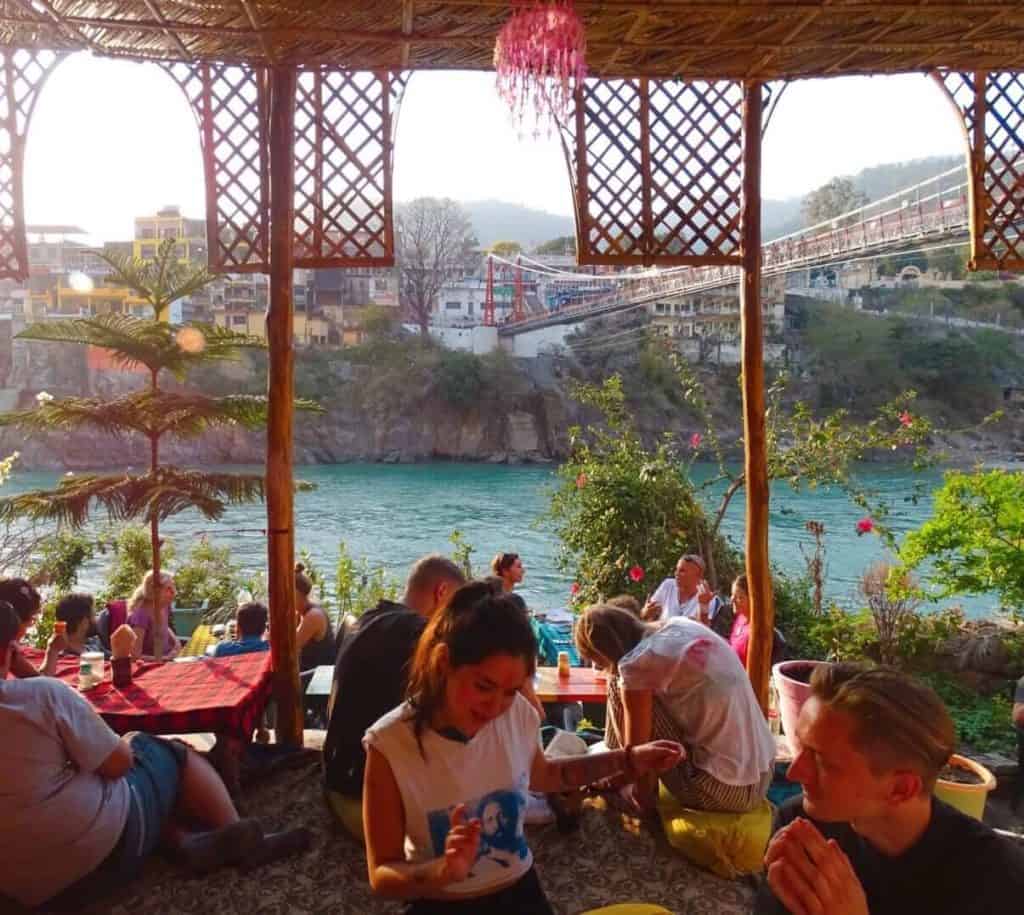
xmin=364 ymin=694 xmax=540 ymax=898
xmin=618 ymin=617 xmax=775 ymax=786
xmin=0 ymin=677 xmax=130 ymax=906
xmin=649 ymin=577 xmax=721 ymax=623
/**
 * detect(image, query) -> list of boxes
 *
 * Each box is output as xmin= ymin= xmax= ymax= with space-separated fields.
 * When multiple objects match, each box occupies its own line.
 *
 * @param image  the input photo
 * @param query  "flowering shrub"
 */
xmin=547 ymin=375 xmax=739 ymax=607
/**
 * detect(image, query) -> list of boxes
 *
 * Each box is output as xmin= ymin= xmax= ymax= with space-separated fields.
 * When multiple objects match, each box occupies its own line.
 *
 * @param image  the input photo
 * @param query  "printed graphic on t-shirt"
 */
xmin=426 ymin=779 xmax=529 ymax=874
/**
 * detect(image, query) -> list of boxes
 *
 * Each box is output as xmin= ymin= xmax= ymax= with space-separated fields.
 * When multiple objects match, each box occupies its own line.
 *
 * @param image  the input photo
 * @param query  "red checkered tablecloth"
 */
xmin=16 ymin=647 xmax=272 ymax=739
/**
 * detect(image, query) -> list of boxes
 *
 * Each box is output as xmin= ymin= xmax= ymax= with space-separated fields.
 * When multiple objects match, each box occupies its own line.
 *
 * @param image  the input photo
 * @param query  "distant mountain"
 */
xmin=763 ymin=154 xmax=964 ymax=240
xmin=457 ymin=154 xmax=966 ymax=251
xmin=463 ymin=199 xmax=574 ymax=249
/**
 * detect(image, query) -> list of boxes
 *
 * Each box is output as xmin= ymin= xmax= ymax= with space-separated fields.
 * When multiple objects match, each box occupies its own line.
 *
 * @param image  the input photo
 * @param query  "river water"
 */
xmin=3 ymin=462 xmax=994 ymax=618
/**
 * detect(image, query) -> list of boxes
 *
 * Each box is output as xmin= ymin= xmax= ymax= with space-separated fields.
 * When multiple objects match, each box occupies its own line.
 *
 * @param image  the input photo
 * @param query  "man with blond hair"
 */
xmin=756 ymin=663 xmax=1024 ymax=915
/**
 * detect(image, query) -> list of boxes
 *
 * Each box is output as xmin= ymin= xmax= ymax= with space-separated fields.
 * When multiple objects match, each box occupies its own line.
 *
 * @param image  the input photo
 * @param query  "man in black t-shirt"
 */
xmin=756 ymin=663 xmax=1024 ymax=915
xmin=322 ymin=555 xmax=465 ymax=799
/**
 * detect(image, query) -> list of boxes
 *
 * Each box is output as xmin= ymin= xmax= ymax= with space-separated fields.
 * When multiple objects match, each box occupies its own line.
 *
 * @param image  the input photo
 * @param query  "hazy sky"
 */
xmin=24 ymin=53 xmax=965 ymax=244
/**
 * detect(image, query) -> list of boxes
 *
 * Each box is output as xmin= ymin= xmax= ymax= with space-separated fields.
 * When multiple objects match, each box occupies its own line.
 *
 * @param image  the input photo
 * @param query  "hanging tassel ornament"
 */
xmin=494 ymin=0 xmax=586 ymax=135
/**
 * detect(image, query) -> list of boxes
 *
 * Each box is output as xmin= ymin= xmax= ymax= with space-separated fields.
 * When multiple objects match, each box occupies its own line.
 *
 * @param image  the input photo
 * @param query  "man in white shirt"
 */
xmin=642 ymin=553 xmax=721 ymax=624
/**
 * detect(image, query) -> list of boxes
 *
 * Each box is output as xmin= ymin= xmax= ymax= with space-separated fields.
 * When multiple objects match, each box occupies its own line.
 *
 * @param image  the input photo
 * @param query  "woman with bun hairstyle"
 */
xmin=362 ymin=582 xmax=683 ymax=913
xmin=295 ymin=562 xmax=335 ymax=670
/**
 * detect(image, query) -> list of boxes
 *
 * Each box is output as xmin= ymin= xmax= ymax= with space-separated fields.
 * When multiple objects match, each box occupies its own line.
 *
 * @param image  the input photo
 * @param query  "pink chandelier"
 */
xmin=494 ymin=0 xmax=587 ymax=132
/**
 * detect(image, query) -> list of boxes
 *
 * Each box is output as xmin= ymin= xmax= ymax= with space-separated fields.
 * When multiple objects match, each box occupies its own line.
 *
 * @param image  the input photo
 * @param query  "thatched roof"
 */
xmin=0 ymin=2 xmax=1020 ymax=80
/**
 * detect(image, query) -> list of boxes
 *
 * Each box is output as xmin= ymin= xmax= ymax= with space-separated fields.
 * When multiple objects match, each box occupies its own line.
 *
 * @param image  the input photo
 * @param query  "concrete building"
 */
xmin=133 ymin=205 xmax=207 ymax=264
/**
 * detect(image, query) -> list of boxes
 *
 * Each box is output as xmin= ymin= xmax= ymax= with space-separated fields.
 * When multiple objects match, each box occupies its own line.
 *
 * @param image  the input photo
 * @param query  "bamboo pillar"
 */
xmin=740 ymin=81 xmax=774 ymax=712
xmin=266 ymin=64 xmax=302 ymax=747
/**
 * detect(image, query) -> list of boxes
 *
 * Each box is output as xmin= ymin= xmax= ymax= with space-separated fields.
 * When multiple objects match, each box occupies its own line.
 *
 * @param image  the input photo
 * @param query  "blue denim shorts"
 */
xmin=46 ymin=734 xmax=186 ymax=911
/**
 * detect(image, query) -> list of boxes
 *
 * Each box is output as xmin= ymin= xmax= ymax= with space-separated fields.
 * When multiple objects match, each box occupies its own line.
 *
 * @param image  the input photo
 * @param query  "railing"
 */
xmin=504 ymin=164 xmax=974 ymax=335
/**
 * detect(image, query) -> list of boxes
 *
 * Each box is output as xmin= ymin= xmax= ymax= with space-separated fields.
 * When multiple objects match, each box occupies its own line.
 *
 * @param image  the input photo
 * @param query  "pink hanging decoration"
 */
xmin=494 ymin=0 xmax=586 ymax=133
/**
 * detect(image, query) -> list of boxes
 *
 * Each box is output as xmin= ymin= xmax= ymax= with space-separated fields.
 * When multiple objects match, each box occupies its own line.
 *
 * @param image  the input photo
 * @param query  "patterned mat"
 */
xmin=77 ymin=755 xmax=756 ymax=915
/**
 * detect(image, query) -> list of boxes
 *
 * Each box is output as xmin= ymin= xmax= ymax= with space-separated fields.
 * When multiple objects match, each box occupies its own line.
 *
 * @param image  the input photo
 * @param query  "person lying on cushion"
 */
xmin=0 ymin=600 xmax=310 ymax=911
xmin=576 ymin=604 xmax=774 ymax=813
xmin=755 ymin=663 xmax=1024 ymax=915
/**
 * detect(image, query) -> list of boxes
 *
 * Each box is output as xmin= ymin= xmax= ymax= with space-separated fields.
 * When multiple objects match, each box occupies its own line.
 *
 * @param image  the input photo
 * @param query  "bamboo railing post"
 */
xmin=266 ymin=63 xmax=302 ymax=747
xmin=740 ymin=80 xmax=774 ymax=713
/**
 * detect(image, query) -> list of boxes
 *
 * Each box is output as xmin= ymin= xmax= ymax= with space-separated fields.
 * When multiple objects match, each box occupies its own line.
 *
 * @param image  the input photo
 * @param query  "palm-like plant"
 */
xmin=0 ymin=238 xmax=318 ymax=658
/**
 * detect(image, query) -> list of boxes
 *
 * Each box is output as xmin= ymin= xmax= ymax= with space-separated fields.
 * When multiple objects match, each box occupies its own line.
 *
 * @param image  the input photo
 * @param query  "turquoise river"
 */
xmin=4 ymin=462 xmax=996 ymax=618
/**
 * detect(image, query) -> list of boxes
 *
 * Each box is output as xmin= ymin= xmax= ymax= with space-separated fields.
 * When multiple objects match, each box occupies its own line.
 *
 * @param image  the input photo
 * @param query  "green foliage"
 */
xmin=334 ymin=541 xmax=401 ymax=620
xmin=920 ymin=672 xmax=1017 ymax=755
xmin=927 ymin=246 xmax=968 ymax=280
xmin=97 ymin=526 xmax=176 ymax=604
xmin=27 ymin=529 xmax=95 ymax=595
xmin=173 ymin=538 xmax=241 ymax=617
xmin=489 ymin=241 xmax=522 ymax=258
xmin=900 ymin=469 xmax=1024 ymax=611
xmin=449 ymin=529 xmax=475 ymax=579
xmin=801 ymin=177 xmax=868 ymax=226
xmin=437 ymin=349 xmax=484 ymax=409
xmin=547 ymin=375 xmax=739 ymax=606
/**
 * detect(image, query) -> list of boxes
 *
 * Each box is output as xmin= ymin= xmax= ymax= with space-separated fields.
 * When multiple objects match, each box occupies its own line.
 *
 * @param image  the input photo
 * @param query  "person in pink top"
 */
xmin=728 ymin=575 xmax=751 ymax=667
xmin=127 ymin=570 xmax=180 ymax=660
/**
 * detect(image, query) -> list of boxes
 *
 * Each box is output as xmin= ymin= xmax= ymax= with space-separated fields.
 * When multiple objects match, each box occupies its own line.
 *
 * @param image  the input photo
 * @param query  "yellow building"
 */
xmin=29 ymin=279 xmax=147 ymax=319
xmin=133 ymin=205 xmax=207 ymax=263
xmin=213 ymin=309 xmax=332 ymax=345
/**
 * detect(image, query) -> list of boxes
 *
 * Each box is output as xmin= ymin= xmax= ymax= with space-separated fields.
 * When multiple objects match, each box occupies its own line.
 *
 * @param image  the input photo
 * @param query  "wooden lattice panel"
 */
xmin=561 ymin=78 xmax=746 ymax=267
xmin=934 ymin=70 xmax=1024 ymax=271
xmin=0 ymin=49 xmax=64 ymax=280
xmin=163 ymin=61 xmax=269 ymax=273
xmin=293 ymin=69 xmax=406 ymax=267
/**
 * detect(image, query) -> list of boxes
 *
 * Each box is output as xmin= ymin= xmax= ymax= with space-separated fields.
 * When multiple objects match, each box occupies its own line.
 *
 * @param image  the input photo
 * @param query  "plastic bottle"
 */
xmin=78 ymin=656 xmax=95 ymax=691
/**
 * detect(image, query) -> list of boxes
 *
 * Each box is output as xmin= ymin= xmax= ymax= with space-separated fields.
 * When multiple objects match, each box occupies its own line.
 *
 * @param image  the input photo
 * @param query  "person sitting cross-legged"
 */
xmin=755 ymin=663 xmax=1024 ymax=915
xmin=54 ymin=592 xmax=106 ymax=658
xmin=0 ymin=600 xmax=311 ymax=911
xmin=213 ymin=601 xmax=271 ymax=658
xmin=576 ymin=605 xmax=775 ymax=814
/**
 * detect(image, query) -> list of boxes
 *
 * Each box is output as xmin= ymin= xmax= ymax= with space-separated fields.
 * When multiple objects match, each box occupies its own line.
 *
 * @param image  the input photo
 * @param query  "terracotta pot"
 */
xmin=934 ymin=753 xmax=996 ymax=821
xmin=772 ymin=660 xmax=827 ymax=755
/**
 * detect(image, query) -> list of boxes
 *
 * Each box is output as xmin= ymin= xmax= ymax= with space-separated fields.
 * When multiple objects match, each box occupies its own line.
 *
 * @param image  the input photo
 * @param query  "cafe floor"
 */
xmin=68 ymin=731 xmax=755 ymax=915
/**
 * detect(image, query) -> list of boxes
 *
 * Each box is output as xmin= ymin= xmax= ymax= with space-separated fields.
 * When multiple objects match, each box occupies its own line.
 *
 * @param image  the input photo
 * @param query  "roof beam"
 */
xmin=8 ymin=0 xmax=99 ymax=52
xmin=141 ymin=0 xmax=191 ymax=60
xmin=401 ymin=0 xmax=414 ymax=68
xmin=238 ymin=0 xmax=276 ymax=64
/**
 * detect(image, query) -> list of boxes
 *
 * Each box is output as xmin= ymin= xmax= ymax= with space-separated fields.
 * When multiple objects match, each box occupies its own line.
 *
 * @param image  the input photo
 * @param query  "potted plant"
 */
xmin=934 ymin=753 xmax=997 ymax=820
xmin=772 ymin=659 xmax=827 ymax=754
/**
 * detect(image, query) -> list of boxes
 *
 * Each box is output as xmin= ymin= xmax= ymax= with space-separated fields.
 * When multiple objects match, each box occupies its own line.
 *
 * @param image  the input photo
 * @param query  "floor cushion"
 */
xmin=657 ymin=782 xmax=771 ymax=880
xmin=325 ymin=789 xmax=365 ymax=844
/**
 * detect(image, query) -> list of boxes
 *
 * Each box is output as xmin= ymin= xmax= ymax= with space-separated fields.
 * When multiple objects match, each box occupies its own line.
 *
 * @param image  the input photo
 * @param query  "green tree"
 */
xmin=546 ymin=375 xmax=739 ymax=606
xmin=900 ymin=468 xmax=1024 ymax=611
xmin=0 ymin=239 xmax=318 ymax=658
xmin=927 ymin=246 xmax=968 ymax=280
xmin=489 ymin=240 xmax=522 ymax=259
xmin=534 ymin=236 xmax=576 ymax=256
xmin=801 ymin=177 xmax=869 ymax=227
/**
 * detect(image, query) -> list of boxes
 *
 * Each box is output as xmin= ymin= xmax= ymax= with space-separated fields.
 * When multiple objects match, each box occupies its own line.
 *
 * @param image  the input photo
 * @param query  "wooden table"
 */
xmin=534 ymin=666 xmax=608 ymax=704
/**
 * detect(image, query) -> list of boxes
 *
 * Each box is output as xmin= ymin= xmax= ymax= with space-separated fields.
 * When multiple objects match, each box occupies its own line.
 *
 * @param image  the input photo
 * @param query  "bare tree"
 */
xmin=801 ymin=177 xmax=869 ymax=227
xmin=396 ymin=197 xmax=478 ymax=336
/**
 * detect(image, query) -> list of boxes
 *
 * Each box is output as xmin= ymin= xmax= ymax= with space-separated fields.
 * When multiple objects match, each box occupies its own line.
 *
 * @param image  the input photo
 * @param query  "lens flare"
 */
xmin=175 ymin=326 xmax=206 ymax=353
xmin=67 ymin=271 xmax=94 ymax=293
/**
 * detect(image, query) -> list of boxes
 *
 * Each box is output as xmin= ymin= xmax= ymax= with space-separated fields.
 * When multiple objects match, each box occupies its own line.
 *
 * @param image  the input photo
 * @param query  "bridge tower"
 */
xmin=483 ymin=255 xmax=495 ymax=326
xmin=513 ymin=255 xmax=525 ymax=322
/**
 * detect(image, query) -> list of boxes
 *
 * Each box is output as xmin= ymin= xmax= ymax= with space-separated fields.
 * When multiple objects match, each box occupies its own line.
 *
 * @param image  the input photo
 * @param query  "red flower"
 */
xmin=628 ymin=565 xmax=645 ymax=583
xmin=570 ymin=582 xmax=581 ymax=596
xmin=575 ymin=472 xmax=588 ymax=489
xmin=899 ymin=410 xmax=913 ymax=428
xmin=856 ymin=517 xmax=875 ymax=535
xmin=689 ymin=432 xmax=703 ymax=449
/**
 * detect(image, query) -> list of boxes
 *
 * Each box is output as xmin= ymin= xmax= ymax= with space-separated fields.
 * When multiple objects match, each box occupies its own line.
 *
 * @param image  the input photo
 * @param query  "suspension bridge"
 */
xmin=488 ymin=164 xmax=976 ymax=338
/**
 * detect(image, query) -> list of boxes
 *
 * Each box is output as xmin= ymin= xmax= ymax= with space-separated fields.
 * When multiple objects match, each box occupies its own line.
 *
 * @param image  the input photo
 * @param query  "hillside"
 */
xmin=464 ymin=199 xmax=574 ymax=249
xmin=762 ymin=154 xmax=964 ymax=239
